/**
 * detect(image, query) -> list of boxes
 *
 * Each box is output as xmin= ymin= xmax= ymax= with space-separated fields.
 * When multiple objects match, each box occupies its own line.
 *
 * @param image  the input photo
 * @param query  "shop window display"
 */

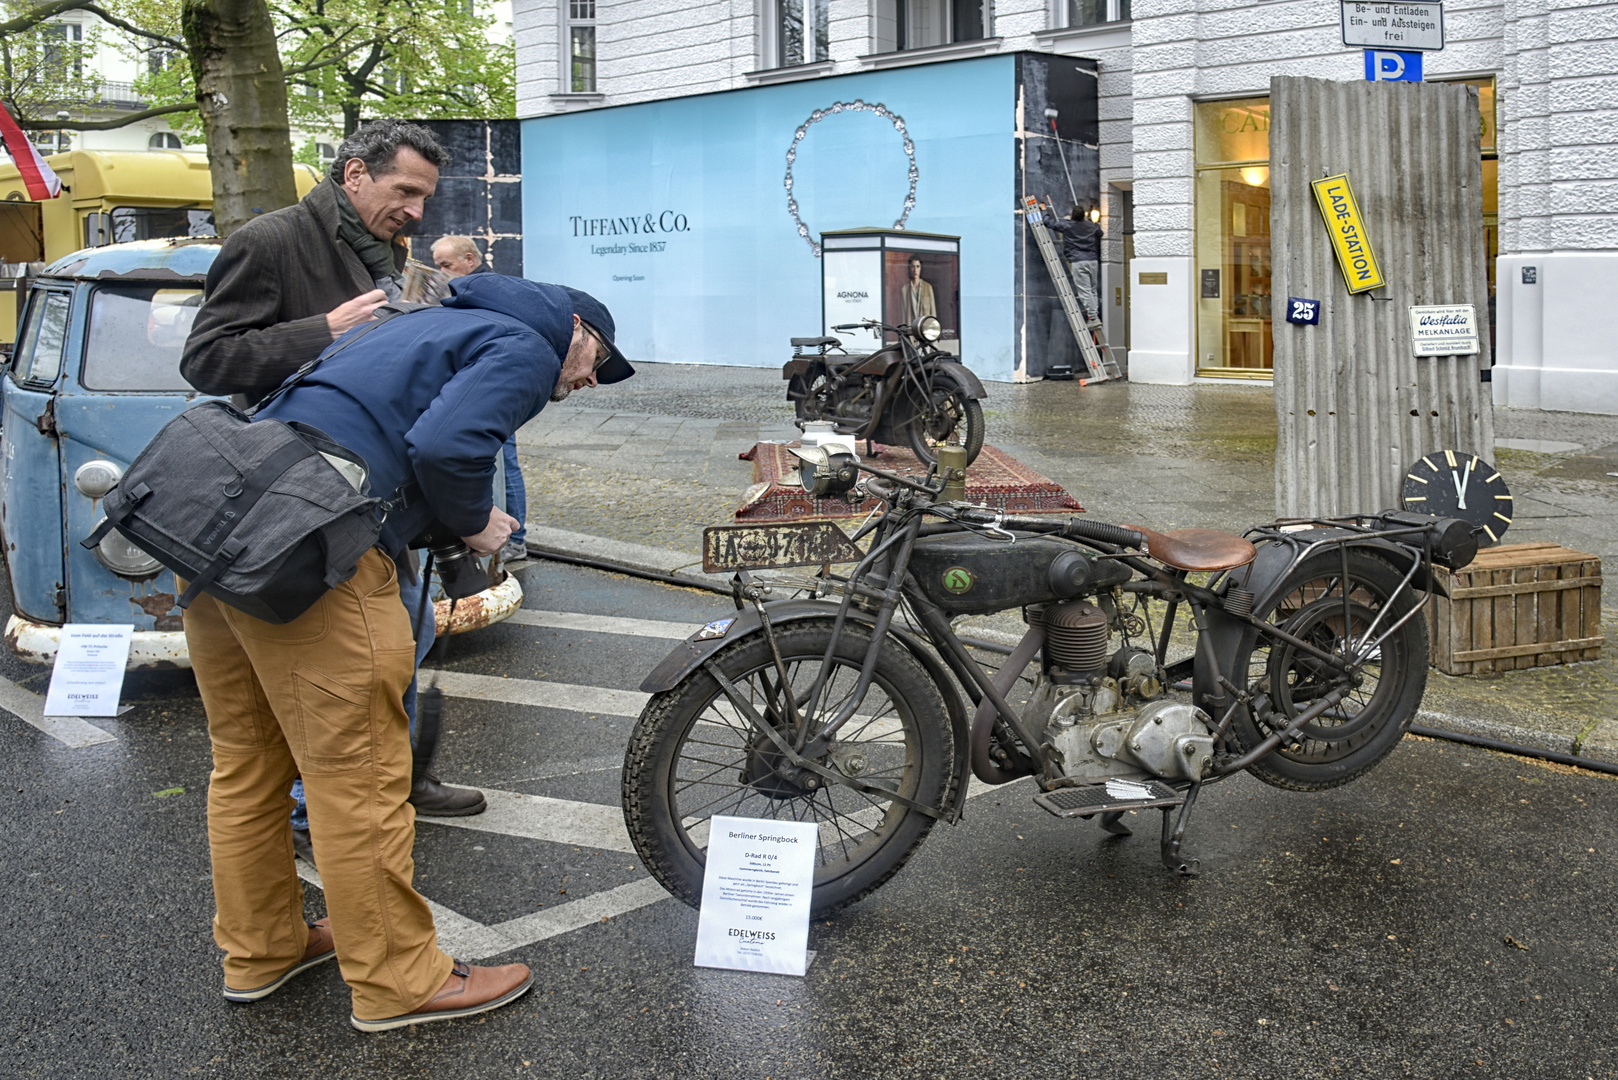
xmin=1194 ymin=98 xmax=1273 ymax=377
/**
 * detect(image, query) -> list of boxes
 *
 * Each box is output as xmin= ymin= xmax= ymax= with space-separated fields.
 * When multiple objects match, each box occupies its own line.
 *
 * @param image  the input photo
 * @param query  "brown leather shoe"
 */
xmin=223 ymin=918 xmax=337 ymax=1002
xmin=350 ymin=960 xmax=534 ymax=1032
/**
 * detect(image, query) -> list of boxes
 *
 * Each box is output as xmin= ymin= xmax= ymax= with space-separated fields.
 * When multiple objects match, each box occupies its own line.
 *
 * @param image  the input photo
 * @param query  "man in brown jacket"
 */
xmin=182 ymin=119 xmax=443 ymax=404
xmin=181 ymin=119 xmax=487 ymax=825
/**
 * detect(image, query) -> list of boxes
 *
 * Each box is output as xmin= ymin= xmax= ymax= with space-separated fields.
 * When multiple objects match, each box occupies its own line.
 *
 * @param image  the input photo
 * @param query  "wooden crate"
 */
xmin=1430 ymin=542 xmax=1603 ymax=675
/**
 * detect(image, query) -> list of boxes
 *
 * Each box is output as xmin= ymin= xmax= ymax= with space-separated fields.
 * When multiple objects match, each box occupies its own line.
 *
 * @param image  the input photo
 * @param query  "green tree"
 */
xmin=109 ymin=0 xmax=514 ymax=136
xmin=2 ymin=0 xmax=512 ymax=229
xmin=180 ymin=0 xmax=298 ymax=234
xmin=0 ymin=0 xmax=197 ymax=131
xmin=277 ymin=0 xmax=514 ymax=134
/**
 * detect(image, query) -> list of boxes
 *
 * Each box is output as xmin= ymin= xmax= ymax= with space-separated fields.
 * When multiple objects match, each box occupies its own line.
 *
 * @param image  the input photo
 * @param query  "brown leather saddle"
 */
xmin=1125 ymin=525 xmax=1257 ymax=572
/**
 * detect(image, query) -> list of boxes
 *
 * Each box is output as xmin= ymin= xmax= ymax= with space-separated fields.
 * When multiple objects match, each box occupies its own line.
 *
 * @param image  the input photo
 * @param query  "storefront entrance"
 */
xmin=1192 ymin=82 xmax=1495 ymax=379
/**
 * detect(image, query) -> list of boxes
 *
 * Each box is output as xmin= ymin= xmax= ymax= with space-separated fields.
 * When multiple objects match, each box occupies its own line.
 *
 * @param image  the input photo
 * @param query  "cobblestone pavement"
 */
xmin=516 ymin=363 xmax=1618 ymax=760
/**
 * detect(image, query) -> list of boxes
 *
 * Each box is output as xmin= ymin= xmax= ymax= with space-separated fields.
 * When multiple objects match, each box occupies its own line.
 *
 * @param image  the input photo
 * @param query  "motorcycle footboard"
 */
xmin=1032 ymin=780 xmax=1185 ymax=819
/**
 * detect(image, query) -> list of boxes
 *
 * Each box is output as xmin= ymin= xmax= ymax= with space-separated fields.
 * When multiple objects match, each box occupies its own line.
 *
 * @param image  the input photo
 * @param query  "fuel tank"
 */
xmin=908 ymin=532 xmax=1129 ymax=615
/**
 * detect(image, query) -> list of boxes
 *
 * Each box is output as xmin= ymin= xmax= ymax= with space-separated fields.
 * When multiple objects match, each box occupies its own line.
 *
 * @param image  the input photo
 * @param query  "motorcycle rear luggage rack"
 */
xmin=1033 ymin=779 xmax=1186 ymax=818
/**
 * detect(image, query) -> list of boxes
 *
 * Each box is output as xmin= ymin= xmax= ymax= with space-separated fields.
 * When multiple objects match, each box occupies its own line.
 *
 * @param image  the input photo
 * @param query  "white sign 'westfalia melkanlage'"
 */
xmin=1409 ymin=304 xmax=1479 ymax=356
xmin=694 ymin=816 xmax=818 ymax=976
xmin=43 ymin=624 xmax=134 ymax=716
xmin=1341 ymin=1 xmax=1445 ymax=51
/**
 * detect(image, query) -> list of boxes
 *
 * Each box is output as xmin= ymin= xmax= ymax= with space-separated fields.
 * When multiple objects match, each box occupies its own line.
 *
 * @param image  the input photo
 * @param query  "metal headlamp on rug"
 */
xmin=790 ymin=443 xmax=861 ymax=498
xmin=408 ymin=522 xmax=489 ymax=600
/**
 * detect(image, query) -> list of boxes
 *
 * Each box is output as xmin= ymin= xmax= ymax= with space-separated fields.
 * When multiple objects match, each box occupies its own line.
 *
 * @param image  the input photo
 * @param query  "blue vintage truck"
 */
xmin=2 ymin=239 xmax=521 ymax=669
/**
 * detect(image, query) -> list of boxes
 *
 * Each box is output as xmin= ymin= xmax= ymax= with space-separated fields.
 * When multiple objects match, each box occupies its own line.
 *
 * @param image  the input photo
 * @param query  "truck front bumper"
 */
xmin=4 ymin=573 xmax=524 ymax=671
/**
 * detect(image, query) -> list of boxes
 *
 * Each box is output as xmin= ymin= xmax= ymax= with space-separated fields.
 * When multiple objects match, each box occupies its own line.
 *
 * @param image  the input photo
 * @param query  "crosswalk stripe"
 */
xmin=0 ymin=674 xmax=116 ymax=748
xmin=469 ymin=879 xmax=673 ymax=959
xmin=505 ymin=609 xmax=697 ymax=641
xmin=430 ymin=670 xmax=650 ymax=717
xmin=421 ymin=787 xmax=635 ymax=852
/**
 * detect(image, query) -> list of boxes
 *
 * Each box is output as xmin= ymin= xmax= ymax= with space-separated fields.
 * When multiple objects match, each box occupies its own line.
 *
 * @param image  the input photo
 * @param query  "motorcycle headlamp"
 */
xmin=916 ymin=315 xmax=943 ymax=343
xmin=790 ymin=445 xmax=861 ymax=498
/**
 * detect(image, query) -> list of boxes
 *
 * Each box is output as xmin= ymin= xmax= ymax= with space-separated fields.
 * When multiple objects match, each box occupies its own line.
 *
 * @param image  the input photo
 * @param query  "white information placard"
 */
xmin=1341 ymin=0 xmax=1445 ymax=51
xmin=694 ymin=816 xmax=818 ymax=976
xmin=1409 ymin=304 xmax=1479 ymax=356
xmin=44 ymin=625 xmax=133 ymax=716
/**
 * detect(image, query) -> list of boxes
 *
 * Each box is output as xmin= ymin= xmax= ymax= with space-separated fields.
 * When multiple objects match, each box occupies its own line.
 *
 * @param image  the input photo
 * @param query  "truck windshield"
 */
xmin=80 ymin=285 xmax=202 ymax=392
xmin=110 ymin=207 xmax=217 ymax=241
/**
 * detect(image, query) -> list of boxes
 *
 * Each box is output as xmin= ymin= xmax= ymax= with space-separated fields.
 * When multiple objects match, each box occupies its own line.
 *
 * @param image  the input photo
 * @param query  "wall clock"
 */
xmin=1401 ymin=450 xmax=1512 ymax=545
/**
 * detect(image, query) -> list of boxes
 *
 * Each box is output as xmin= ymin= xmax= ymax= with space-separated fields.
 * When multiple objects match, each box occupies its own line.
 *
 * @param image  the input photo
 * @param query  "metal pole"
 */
xmin=1046 ymin=107 xmax=1079 ymax=209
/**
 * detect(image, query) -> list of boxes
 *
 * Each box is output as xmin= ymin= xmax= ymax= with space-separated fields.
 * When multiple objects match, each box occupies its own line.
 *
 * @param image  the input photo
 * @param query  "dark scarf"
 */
xmin=332 ymin=185 xmax=403 ymax=295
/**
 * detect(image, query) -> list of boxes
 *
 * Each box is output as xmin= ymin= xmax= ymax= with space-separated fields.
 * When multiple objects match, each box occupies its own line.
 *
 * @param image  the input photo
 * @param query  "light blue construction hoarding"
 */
xmin=523 ymin=55 xmax=1085 ymax=382
xmin=522 ymin=58 xmax=1008 ymax=377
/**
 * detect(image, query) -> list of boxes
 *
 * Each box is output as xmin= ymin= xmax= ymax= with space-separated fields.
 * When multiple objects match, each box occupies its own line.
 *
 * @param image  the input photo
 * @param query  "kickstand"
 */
xmin=1159 ymin=784 xmax=1202 ymax=877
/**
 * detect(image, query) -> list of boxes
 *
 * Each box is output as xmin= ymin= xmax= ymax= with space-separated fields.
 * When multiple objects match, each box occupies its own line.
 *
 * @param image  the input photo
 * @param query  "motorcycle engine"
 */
xmin=1022 ymin=600 xmax=1215 ymax=783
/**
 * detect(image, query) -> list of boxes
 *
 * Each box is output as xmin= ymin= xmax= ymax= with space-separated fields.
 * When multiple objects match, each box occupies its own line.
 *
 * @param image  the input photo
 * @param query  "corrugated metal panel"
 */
xmin=1271 ymin=76 xmax=1495 ymax=519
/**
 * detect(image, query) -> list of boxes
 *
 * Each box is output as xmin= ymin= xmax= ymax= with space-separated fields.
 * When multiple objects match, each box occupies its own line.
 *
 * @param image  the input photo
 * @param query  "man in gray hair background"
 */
xmin=182 ymin=119 xmax=489 ymax=837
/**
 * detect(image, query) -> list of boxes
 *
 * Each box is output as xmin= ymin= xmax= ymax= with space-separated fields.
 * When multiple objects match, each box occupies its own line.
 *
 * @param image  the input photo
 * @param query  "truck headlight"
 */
xmin=74 ymin=460 xmax=124 ymax=499
xmin=90 ymin=517 xmax=162 ymax=578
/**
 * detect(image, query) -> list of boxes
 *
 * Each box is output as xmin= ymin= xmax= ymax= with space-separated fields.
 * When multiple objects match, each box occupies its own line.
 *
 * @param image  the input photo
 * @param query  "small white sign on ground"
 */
xmin=1409 ymin=304 xmax=1479 ymax=356
xmin=694 ymin=815 xmax=818 ymax=976
xmin=1341 ymin=0 xmax=1445 ymax=51
xmin=43 ymin=625 xmax=134 ymax=717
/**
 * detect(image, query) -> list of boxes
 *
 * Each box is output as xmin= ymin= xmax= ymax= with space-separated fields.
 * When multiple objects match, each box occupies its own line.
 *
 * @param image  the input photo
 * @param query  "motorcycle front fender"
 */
xmin=638 ymin=598 xmax=973 ymax=819
xmin=876 ymin=359 xmax=987 ymax=443
xmin=929 ymin=359 xmax=987 ymax=400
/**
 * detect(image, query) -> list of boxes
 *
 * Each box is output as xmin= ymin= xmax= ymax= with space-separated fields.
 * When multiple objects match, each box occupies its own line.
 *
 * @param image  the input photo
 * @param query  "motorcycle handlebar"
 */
xmin=956 ymin=509 xmax=1146 ymax=551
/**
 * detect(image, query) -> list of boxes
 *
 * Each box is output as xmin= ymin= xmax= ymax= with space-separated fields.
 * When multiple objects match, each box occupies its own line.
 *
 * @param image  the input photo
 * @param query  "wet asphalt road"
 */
xmin=5 ymin=560 xmax=1618 ymax=1079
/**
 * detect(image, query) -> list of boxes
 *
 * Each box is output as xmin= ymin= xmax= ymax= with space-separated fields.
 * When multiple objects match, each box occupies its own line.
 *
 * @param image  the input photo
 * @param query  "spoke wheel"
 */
xmin=907 ymin=386 xmax=984 ymax=466
xmin=623 ymin=621 xmax=954 ymax=919
xmin=1229 ymin=551 xmax=1428 ymax=791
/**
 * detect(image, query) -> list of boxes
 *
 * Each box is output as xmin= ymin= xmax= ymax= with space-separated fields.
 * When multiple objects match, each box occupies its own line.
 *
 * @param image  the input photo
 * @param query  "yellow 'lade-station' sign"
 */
xmin=1311 ymin=173 xmax=1384 ymax=293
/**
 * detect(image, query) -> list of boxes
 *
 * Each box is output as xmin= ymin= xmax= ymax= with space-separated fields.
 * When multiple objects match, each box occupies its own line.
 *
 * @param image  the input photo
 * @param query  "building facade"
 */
xmin=512 ymin=0 xmax=1617 ymax=409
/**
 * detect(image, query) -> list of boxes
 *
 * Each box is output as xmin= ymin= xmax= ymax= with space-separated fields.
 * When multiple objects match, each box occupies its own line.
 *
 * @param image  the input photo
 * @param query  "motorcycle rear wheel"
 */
xmin=907 ymin=387 xmax=984 ymax=466
xmin=1228 ymin=551 xmax=1428 ymax=791
xmin=622 ymin=621 xmax=954 ymax=920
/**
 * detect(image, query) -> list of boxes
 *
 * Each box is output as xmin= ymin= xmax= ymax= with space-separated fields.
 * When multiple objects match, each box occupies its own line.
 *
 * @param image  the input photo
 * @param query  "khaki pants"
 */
xmin=185 ymin=548 xmax=453 ymax=1020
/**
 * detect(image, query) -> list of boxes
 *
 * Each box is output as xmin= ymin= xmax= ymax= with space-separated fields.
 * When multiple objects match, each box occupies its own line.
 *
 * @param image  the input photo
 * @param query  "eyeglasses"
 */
xmin=580 ymin=321 xmax=612 ymax=371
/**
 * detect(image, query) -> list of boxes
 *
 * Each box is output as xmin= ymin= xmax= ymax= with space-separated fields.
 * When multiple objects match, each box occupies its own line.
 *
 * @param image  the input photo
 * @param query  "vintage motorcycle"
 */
xmin=784 ymin=316 xmax=987 ymax=466
xmin=621 ymin=451 xmax=1479 ymax=919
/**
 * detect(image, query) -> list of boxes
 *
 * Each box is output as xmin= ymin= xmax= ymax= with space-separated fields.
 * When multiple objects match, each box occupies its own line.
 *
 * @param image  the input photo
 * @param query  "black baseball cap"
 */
xmin=562 ymin=287 xmax=635 ymax=385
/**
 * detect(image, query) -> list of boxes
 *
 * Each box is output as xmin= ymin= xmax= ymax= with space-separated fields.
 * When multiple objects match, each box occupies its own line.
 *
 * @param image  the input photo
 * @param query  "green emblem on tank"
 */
xmin=941 ymin=567 xmax=975 ymax=594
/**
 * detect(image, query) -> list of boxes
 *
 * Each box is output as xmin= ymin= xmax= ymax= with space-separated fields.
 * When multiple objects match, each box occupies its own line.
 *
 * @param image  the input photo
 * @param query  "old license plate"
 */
xmin=702 ymin=522 xmax=861 ymax=574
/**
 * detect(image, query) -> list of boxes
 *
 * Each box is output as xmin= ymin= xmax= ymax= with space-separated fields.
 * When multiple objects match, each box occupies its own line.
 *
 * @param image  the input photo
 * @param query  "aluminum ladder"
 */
xmin=1022 ymin=195 xmax=1123 ymax=383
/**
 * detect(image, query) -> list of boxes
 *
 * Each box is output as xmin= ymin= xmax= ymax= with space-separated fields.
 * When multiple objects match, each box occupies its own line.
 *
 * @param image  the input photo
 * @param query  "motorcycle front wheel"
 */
xmin=622 ymin=620 xmax=954 ymax=919
xmin=907 ymin=385 xmax=985 ymax=466
xmin=1228 ymin=550 xmax=1428 ymax=791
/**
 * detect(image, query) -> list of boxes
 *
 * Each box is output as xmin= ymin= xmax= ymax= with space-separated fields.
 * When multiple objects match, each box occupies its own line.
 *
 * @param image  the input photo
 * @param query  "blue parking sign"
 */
xmin=1365 ymin=49 xmax=1423 ymax=82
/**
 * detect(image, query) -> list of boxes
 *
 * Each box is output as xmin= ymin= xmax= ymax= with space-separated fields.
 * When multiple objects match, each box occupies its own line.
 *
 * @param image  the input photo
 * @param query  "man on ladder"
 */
xmin=1046 ymin=205 xmax=1103 ymax=328
xmin=1023 ymin=195 xmax=1123 ymax=382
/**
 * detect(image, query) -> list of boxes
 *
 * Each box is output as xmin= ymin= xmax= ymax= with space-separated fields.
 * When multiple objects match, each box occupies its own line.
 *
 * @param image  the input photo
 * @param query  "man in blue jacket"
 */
xmin=182 ymin=274 xmax=632 ymax=1032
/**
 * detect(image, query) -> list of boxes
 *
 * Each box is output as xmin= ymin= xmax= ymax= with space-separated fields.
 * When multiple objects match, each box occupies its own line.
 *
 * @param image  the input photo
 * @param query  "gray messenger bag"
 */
xmin=82 ymin=403 xmax=383 ymax=624
xmin=82 ymin=305 xmax=428 ymax=624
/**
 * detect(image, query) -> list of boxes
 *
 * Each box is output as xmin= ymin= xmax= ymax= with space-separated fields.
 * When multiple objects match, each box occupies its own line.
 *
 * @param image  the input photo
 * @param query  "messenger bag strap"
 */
xmin=176 ymin=438 xmax=317 ymax=609
xmin=246 ymin=301 xmax=435 ymax=418
xmin=80 ymin=483 xmax=153 ymax=550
